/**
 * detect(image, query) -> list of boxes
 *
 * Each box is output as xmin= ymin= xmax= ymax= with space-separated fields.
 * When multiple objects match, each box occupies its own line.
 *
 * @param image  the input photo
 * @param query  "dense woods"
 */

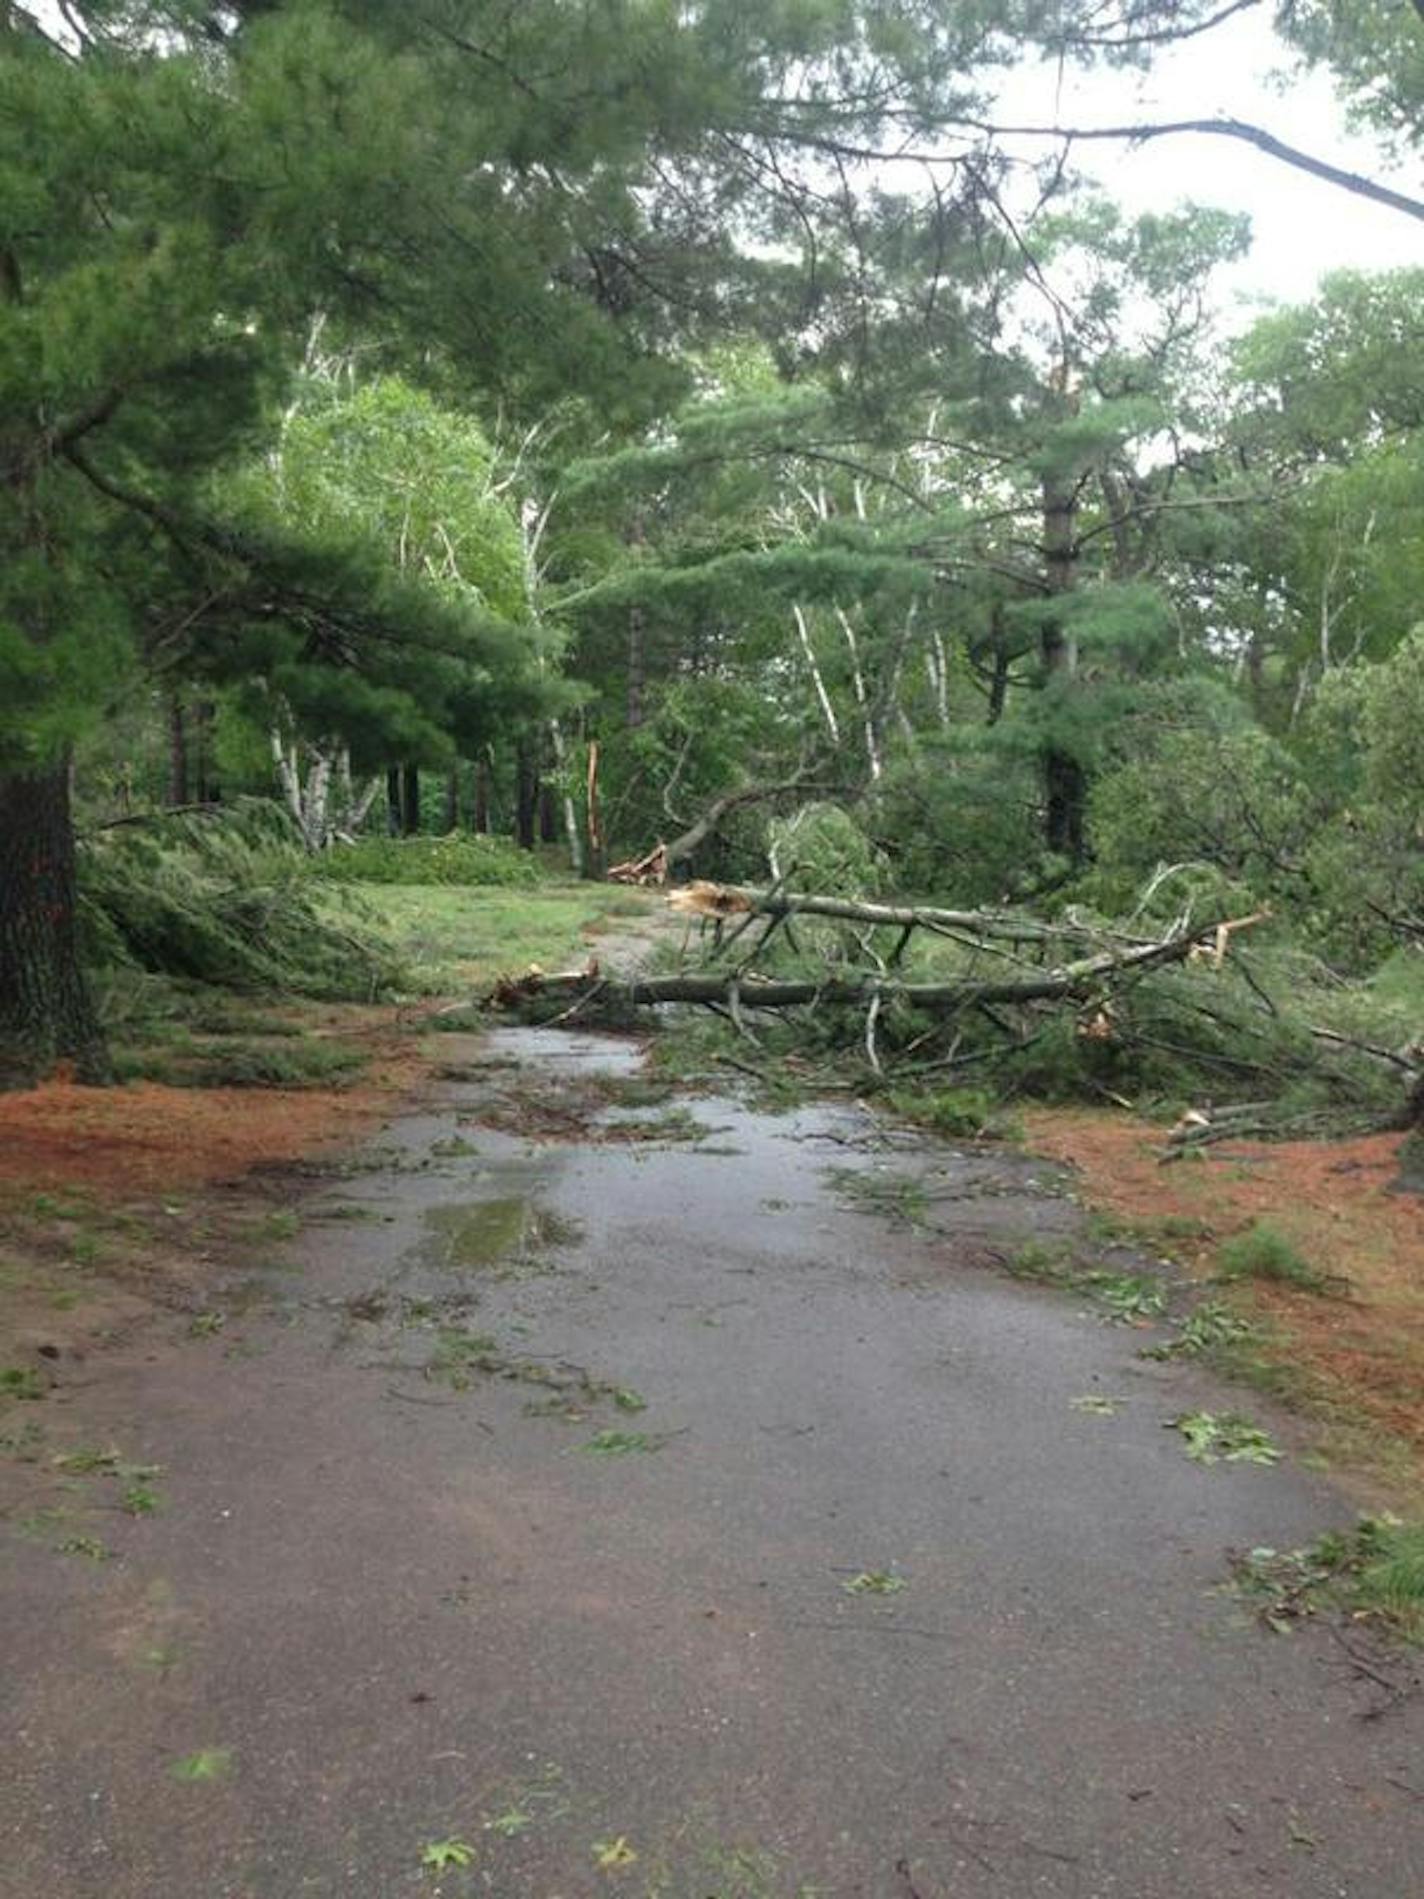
xmin=2 ymin=0 xmax=1420 ymax=1107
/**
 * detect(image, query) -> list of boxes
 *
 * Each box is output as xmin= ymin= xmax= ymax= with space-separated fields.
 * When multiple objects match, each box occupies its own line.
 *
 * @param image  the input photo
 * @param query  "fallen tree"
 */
xmin=491 ymin=909 xmax=1232 ymax=1017
xmin=484 ymin=879 xmax=1416 ymax=1130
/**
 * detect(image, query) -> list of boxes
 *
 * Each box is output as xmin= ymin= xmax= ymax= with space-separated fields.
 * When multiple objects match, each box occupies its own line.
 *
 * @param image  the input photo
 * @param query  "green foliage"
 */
xmin=311 ymin=834 xmax=539 ymax=889
xmin=767 ymin=804 xmax=884 ymax=897
xmin=1140 ymin=1301 xmax=1256 ymax=1362
xmin=871 ymin=728 xmax=1043 ymax=905
xmin=79 ymin=801 xmax=403 ymax=1000
xmin=1233 ymin=1515 xmax=1424 ymax=1643
xmin=1216 ymin=1224 xmax=1327 ymax=1293
xmin=420 ymin=1839 xmax=475 ymax=1872
xmin=1169 ymin=1411 xmax=1281 ymax=1466
xmin=883 ymin=1086 xmax=1021 ymax=1141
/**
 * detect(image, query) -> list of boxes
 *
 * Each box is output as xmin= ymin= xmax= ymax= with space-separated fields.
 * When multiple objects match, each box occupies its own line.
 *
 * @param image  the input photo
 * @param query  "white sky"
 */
xmin=986 ymin=7 xmax=1424 ymax=325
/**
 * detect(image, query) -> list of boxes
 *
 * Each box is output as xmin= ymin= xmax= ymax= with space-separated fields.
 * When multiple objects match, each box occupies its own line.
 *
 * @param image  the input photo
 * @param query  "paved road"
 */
xmin=4 ymin=1029 xmax=1421 ymax=1898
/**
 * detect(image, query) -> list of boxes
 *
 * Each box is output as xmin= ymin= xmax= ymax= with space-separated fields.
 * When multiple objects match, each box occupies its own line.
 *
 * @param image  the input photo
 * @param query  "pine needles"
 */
xmin=79 ymin=800 xmax=404 ymax=1001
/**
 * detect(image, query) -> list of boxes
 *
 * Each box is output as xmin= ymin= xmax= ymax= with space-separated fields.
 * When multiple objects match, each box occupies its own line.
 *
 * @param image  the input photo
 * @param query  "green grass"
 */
xmin=1217 ymin=1222 xmax=1328 ymax=1292
xmin=883 ymin=1085 xmax=1023 ymax=1142
xmin=312 ymin=833 xmax=538 ymax=887
xmin=114 ymin=1034 xmax=368 ymax=1089
xmin=1233 ymin=1516 xmax=1424 ymax=1643
xmin=356 ymin=882 xmax=659 ymax=993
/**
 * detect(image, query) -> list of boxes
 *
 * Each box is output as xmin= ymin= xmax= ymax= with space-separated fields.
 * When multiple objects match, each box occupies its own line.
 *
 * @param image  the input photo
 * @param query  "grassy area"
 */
xmin=356 ymin=881 xmax=661 ymax=993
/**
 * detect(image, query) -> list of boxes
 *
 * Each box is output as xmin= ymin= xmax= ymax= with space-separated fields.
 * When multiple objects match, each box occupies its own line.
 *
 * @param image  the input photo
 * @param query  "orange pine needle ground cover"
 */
xmin=1027 ymin=1109 xmax=1424 ymax=1495
xmin=0 ymin=1012 xmax=426 ymax=1198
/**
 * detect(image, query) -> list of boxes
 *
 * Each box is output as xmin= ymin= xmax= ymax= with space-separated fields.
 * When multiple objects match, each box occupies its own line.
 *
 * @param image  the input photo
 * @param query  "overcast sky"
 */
xmin=987 ymin=6 xmax=1424 ymax=325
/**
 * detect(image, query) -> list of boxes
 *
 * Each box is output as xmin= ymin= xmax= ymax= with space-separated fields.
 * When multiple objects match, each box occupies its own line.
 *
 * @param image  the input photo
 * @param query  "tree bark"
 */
xmin=192 ymin=700 xmax=218 ymax=804
xmin=473 ymin=755 xmax=491 ymax=835
xmin=443 ymin=766 xmax=461 ymax=833
xmin=400 ymin=763 xmax=421 ymax=836
xmin=167 ymin=694 xmax=188 ymax=807
xmin=386 ymin=767 xmax=403 ymax=836
xmin=515 ymin=737 xmax=539 ymax=850
xmin=1041 ymin=470 xmax=1087 ymax=860
xmin=0 ymin=760 xmax=110 ymax=1088
xmin=538 ymin=783 xmax=560 ymax=844
xmin=489 ymin=915 xmax=1220 ymax=1014
xmin=673 ymin=882 xmax=1060 ymax=941
xmin=626 ymin=509 xmax=647 ymax=728
xmin=548 ymin=719 xmax=585 ymax=877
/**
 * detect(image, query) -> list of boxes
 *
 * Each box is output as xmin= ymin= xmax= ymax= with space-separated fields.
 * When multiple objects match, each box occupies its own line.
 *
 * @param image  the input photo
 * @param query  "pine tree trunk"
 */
xmin=401 ymin=763 xmax=421 ymax=836
xmin=0 ymin=760 xmax=110 ymax=1088
xmin=626 ymin=509 xmax=647 ymax=729
xmin=443 ymin=766 xmax=460 ymax=833
xmin=386 ymin=767 xmax=402 ymax=836
xmin=627 ymin=603 xmax=646 ymax=730
xmin=473 ymin=756 xmax=491 ymax=835
xmin=193 ymin=701 xmax=218 ymax=803
xmin=515 ymin=739 xmax=539 ymax=851
xmin=1040 ymin=471 xmax=1087 ymax=860
xmin=167 ymin=694 xmax=188 ymax=807
xmin=538 ymin=784 xmax=559 ymax=844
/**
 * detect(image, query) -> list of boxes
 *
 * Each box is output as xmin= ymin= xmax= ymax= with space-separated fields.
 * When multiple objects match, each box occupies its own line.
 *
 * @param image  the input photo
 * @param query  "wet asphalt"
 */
xmin=3 ymin=1027 xmax=1422 ymax=1898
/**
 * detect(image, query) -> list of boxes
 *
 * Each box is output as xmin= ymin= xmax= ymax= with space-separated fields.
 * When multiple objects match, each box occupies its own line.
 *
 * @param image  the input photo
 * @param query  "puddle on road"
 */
xmin=419 ymin=1198 xmax=583 ymax=1270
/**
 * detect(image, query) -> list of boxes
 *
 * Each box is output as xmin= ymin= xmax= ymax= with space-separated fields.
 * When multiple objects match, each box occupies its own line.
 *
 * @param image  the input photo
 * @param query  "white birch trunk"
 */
xmin=834 ymin=605 xmax=881 ymax=781
xmin=548 ymin=718 xmax=585 ymax=877
xmin=792 ymin=603 xmax=841 ymax=744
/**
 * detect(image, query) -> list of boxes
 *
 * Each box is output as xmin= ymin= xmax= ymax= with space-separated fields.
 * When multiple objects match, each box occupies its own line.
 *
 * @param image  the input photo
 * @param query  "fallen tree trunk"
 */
xmin=490 ymin=916 xmax=1225 ymax=1014
xmin=667 ymin=879 xmax=1062 ymax=942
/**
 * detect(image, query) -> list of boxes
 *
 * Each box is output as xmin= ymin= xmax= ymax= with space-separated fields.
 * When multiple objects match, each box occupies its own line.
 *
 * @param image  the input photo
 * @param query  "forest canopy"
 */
xmin=0 ymin=0 xmax=1421 ymax=1104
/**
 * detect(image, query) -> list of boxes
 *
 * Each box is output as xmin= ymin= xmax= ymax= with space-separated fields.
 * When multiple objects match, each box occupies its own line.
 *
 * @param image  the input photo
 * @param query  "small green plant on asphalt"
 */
xmin=121 ymin=1481 xmax=162 ymax=1516
xmin=1 ymin=1366 xmax=47 ymax=1401
xmin=841 ymin=1569 xmax=906 ymax=1596
xmin=593 ymin=1836 xmax=639 ymax=1869
xmin=1232 ymin=1516 xmax=1424 ymax=1642
xmin=483 ymin=1806 xmax=534 ymax=1838
xmin=826 ymin=1167 xmax=930 ymax=1224
xmin=169 ymin=1749 xmax=233 ymax=1782
xmin=612 ymin=1387 xmax=648 ymax=1413
xmin=1217 ymin=1222 xmax=1328 ymax=1292
xmin=1140 ymin=1301 xmax=1255 ymax=1361
xmin=1070 ymin=1395 xmax=1125 ymax=1416
xmin=0 ymin=1419 xmax=44 ymax=1459
xmin=1005 ymin=1240 xmax=1076 ymax=1283
xmin=426 ymin=1328 xmax=500 ymax=1390
xmin=420 ymin=1838 xmax=475 ymax=1871
xmin=188 ymin=1312 xmax=226 ymax=1337
xmin=1004 ymin=1245 xmax=1165 ymax=1321
xmin=53 ymin=1445 xmax=122 ymax=1474
xmin=580 ymin=1430 xmax=656 ymax=1455
xmin=612 ymin=1107 xmax=713 ymax=1144
xmin=57 ymin=1535 xmax=114 ymax=1562
xmin=1079 ymin=1270 xmax=1165 ymax=1322
xmin=1170 ymin=1411 xmax=1281 ymax=1465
